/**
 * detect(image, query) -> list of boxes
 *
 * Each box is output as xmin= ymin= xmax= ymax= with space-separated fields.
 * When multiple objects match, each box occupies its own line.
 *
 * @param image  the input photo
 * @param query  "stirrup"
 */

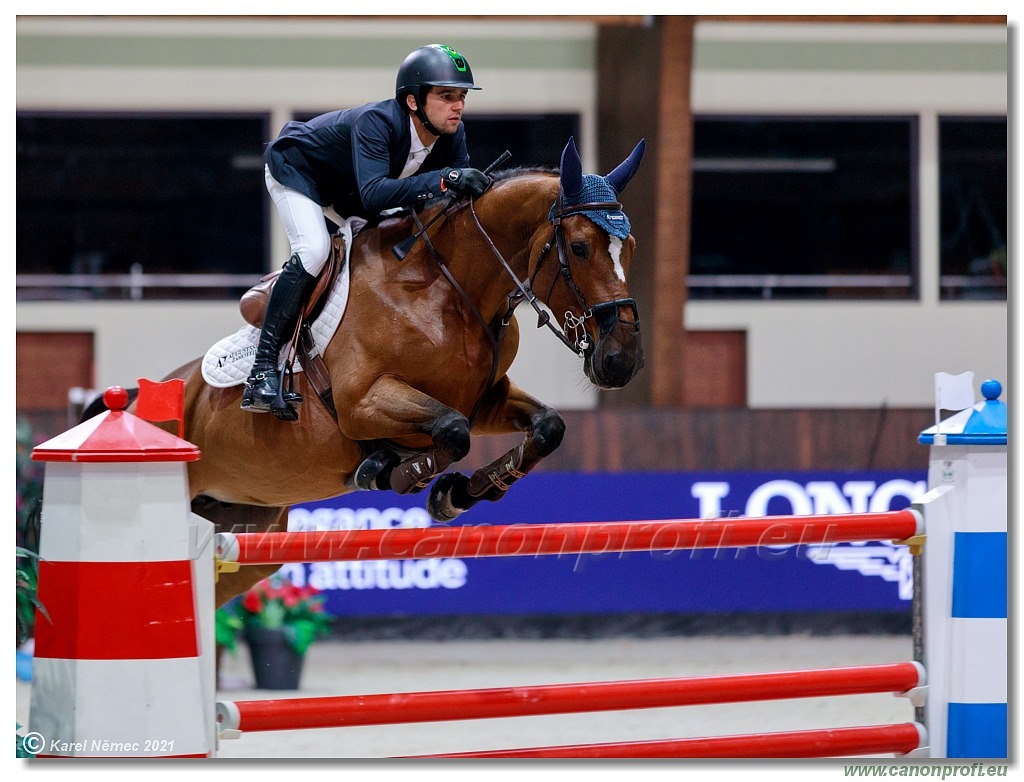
xmin=270 ymin=368 xmax=301 ymax=422
xmin=241 ymin=365 xmax=303 ymax=412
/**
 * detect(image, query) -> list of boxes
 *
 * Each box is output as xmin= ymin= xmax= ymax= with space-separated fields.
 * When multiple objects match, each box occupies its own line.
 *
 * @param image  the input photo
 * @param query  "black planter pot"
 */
xmin=245 ymin=626 xmax=305 ymax=690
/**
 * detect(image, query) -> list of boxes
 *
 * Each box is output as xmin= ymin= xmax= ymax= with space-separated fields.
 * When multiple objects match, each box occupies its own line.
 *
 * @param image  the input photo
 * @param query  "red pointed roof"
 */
xmin=32 ymin=387 xmax=202 ymax=463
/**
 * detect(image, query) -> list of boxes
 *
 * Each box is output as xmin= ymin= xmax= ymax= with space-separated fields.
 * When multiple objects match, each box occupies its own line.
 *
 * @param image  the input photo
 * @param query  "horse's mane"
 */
xmin=407 ymin=166 xmax=557 ymax=213
xmin=490 ymin=166 xmax=557 ymax=182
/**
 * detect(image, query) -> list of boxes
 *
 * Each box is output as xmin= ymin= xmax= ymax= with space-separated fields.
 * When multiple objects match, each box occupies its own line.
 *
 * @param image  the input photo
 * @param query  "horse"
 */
xmin=146 ymin=137 xmax=646 ymax=606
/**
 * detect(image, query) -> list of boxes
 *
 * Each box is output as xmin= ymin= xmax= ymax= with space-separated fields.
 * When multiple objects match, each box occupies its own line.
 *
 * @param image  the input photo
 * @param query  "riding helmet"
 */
xmin=395 ymin=44 xmax=481 ymax=101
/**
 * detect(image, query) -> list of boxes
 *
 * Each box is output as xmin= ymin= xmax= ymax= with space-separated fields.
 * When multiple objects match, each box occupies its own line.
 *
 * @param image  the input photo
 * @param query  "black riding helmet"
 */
xmin=395 ymin=44 xmax=481 ymax=135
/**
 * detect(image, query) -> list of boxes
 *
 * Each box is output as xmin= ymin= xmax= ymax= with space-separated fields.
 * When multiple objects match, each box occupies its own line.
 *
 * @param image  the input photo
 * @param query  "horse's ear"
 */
xmin=605 ymin=138 xmax=646 ymax=195
xmin=560 ymin=137 xmax=584 ymax=197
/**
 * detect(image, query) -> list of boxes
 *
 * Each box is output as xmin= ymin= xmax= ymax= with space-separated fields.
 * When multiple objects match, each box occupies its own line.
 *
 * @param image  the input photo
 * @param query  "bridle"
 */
xmin=468 ymin=192 xmax=641 ymax=358
xmin=412 ymin=189 xmax=642 ymax=422
xmin=535 ymin=195 xmax=642 ymax=356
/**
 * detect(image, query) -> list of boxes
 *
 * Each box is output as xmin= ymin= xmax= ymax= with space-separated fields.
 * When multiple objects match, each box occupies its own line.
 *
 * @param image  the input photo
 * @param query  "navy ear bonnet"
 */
xmin=552 ymin=137 xmax=645 ymax=241
xmin=557 ymin=175 xmax=631 ymax=240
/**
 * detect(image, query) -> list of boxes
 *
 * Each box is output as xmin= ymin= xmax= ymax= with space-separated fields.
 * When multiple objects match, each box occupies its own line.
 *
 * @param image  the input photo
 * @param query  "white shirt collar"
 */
xmin=410 ymin=117 xmax=434 ymax=157
xmin=400 ymin=117 xmax=435 ymax=179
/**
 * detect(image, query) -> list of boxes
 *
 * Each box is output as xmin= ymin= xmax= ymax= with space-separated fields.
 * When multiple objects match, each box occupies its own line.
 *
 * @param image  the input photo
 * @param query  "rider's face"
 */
xmin=417 ymin=87 xmax=468 ymax=136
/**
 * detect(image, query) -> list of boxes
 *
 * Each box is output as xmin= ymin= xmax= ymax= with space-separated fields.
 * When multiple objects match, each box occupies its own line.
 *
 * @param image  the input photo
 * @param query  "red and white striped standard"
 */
xmin=28 ymin=387 xmax=212 ymax=758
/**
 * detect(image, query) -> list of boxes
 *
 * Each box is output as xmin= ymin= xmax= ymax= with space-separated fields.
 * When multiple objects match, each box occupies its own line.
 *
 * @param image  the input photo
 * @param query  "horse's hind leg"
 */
xmin=191 ymin=497 xmax=289 ymax=607
xmin=427 ymin=377 xmax=564 ymax=522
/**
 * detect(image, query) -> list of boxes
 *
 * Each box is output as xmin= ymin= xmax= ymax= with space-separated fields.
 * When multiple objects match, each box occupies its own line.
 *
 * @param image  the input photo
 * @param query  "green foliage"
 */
xmin=16 ymin=418 xmax=46 ymax=645
xmin=216 ymin=604 xmax=244 ymax=652
xmin=16 ymin=724 xmax=35 ymax=758
xmin=16 ymin=547 xmax=48 ymax=648
xmin=16 ymin=418 xmax=43 ymax=543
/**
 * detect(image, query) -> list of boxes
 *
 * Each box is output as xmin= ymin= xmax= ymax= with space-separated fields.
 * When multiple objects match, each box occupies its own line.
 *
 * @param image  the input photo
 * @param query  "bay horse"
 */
xmin=158 ymin=137 xmax=646 ymax=605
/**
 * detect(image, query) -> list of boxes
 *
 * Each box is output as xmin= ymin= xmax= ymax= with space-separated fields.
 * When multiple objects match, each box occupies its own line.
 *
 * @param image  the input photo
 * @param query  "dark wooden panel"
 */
xmin=461 ymin=407 xmax=933 ymax=473
xmin=649 ymin=16 xmax=694 ymax=406
xmin=596 ymin=23 xmax=660 ymax=407
xmin=17 ymin=331 xmax=94 ymax=411
xmin=597 ymin=17 xmax=694 ymax=408
xmin=696 ymin=15 xmax=1004 ymax=24
xmin=683 ymin=330 xmax=746 ymax=407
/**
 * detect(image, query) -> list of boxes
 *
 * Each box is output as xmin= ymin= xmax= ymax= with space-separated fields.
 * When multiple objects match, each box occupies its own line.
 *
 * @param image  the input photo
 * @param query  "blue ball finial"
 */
xmin=981 ymin=379 xmax=1002 ymax=401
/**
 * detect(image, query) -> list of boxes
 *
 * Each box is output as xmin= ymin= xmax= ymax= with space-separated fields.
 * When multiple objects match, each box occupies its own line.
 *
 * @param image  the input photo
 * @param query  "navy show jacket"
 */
xmin=264 ymin=98 xmax=471 ymax=220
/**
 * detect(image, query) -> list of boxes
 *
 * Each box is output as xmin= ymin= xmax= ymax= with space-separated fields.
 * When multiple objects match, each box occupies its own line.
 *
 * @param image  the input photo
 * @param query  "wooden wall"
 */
xmin=596 ymin=17 xmax=693 ymax=408
xmin=465 ymin=407 xmax=934 ymax=473
xmin=17 ymin=331 xmax=94 ymax=437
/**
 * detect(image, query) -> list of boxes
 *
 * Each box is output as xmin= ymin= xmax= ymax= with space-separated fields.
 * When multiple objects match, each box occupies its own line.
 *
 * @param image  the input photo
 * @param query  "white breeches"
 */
xmin=265 ymin=165 xmax=335 ymax=275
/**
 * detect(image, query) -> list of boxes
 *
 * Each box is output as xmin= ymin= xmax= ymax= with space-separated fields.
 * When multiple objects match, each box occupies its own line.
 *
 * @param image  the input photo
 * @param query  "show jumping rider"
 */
xmin=242 ymin=43 xmax=489 ymax=415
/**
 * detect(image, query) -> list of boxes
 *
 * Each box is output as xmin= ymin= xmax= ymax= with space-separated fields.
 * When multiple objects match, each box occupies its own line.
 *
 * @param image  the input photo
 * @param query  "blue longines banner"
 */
xmin=275 ymin=471 xmax=926 ymax=617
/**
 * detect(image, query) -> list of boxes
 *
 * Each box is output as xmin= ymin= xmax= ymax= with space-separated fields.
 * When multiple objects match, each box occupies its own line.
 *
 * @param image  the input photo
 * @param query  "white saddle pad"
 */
xmin=202 ymin=221 xmax=354 ymax=388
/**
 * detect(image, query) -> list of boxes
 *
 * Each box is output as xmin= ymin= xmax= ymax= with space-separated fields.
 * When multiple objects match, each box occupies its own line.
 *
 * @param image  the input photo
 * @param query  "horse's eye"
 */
xmin=570 ymin=241 xmax=589 ymax=258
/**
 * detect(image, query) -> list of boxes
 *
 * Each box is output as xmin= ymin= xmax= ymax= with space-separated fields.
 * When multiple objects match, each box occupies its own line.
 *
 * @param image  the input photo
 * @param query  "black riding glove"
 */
xmin=440 ymin=167 xmax=489 ymax=198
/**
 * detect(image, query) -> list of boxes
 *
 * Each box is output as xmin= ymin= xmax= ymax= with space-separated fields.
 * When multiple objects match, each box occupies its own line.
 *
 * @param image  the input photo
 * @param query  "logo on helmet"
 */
xmin=439 ymin=45 xmax=469 ymax=73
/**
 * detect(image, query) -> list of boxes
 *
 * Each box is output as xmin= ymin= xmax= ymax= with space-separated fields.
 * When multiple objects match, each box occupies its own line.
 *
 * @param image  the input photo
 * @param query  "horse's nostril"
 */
xmin=600 ymin=346 xmax=636 ymax=383
xmin=608 ymin=354 xmax=627 ymax=376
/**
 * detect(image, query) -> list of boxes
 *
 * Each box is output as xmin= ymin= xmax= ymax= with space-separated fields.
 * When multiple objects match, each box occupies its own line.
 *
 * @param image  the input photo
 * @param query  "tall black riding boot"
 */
xmin=240 ymin=254 xmax=317 ymax=416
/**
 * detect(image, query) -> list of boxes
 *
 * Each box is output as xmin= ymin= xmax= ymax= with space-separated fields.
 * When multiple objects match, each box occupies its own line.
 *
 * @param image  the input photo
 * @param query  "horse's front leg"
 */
xmin=427 ymin=376 xmax=564 ymax=522
xmin=344 ymin=374 xmax=471 ymax=496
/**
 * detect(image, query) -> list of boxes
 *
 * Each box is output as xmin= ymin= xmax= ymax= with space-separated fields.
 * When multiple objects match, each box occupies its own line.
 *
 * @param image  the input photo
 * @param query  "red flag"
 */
xmin=135 ymin=377 xmax=185 ymax=438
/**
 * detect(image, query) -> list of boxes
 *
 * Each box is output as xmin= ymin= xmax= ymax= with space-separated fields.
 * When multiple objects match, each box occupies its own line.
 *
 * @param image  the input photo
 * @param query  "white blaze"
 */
xmin=608 ymin=236 xmax=626 ymax=282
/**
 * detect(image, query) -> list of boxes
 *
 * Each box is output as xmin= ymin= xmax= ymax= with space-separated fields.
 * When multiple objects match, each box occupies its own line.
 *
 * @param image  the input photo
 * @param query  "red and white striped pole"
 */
xmin=217 ymin=662 xmax=923 ymax=733
xmin=214 ymin=509 xmax=922 ymax=565
xmin=407 ymin=723 xmax=926 ymax=759
xmin=28 ymin=386 xmax=215 ymax=758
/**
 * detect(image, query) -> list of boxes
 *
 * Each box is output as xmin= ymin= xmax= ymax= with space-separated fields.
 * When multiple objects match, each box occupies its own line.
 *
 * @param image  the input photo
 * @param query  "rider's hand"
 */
xmin=440 ymin=167 xmax=489 ymax=198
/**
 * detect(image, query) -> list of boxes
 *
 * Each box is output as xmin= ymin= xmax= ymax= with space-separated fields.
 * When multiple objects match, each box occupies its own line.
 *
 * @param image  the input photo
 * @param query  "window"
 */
xmin=16 ymin=111 xmax=579 ymax=300
xmin=689 ymin=117 xmax=916 ymax=300
xmin=939 ymin=116 xmax=1007 ymax=301
xmin=17 ymin=113 xmax=268 ymax=300
xmin=461 ymin=114 xmax=580 ymax=172
xmin=291 ymin=111 xmax=579 ymax=171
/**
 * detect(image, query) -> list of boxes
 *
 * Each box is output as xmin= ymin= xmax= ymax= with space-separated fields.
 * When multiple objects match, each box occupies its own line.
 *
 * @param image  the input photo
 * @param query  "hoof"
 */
xmin=353 ymin=449 xmax=401 ymax=491
xmin=427 ymin=472 xmax=473 ymax=523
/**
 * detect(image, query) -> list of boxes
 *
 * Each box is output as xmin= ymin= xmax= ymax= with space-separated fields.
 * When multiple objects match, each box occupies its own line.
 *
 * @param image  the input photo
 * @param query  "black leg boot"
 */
xmin=241 ymin=254 xmax=317 ymax=416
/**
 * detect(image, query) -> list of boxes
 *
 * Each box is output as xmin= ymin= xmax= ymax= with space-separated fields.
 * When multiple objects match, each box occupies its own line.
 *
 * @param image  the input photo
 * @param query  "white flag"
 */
xmin=935 ymin=371 xmax=975 ymax=412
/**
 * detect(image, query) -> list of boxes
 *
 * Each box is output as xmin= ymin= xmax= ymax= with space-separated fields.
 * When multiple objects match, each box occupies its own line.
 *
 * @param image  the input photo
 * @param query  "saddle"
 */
xmin=238 ymin=231 xmax=348 ymax=419
xmin=240 ymin=231 xmax=347 ymax=328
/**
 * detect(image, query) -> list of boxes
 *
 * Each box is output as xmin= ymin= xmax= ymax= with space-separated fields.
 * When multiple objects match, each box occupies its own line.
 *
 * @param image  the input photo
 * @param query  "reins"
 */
xmin=410 ymin=206 xmax=506 ymax=425
xmin=469 ymin=193 xmax=633 ymax=359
